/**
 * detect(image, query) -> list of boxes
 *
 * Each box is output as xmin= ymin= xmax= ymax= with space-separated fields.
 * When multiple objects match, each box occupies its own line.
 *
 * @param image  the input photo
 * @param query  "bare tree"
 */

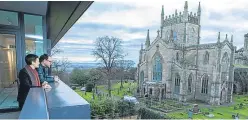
xmin=114 ymin=60 xmax=135 ymax=89
xmin=88 ymin=68 xmax=103 ymax=85
xmin=51 ymin=45 xmax=71 ymax=84
xmin=92 ymin=36 xmax=124 ymax=96
xmin=52 ymin=57 xmax=70 ymax=76
xmin=51 ymin=45 xmax=63 ymax=56
xmin=127 ymin=67 xmax=137 ymax=80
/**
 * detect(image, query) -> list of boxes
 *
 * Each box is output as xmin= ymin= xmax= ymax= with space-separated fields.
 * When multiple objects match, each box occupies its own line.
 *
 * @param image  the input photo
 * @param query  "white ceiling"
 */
xmin=0 ymin=1 xmax=48 ymax=15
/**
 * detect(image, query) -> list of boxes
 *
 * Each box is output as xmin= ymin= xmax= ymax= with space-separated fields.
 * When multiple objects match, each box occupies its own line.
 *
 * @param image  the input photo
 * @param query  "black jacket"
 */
xmin=17 ymin=68 xmax=41 ymax=103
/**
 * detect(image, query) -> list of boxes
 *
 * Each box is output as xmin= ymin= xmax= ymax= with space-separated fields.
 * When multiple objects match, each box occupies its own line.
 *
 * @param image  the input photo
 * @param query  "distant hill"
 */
xmin=67 ymin=62 xmax=99 ymax=72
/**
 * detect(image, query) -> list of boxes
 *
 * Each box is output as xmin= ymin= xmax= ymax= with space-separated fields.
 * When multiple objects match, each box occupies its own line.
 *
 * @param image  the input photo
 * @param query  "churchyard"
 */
xmin=98 ymin=81 xmax=137 ymax=98
xmin=163 ymin=95 xmax=248 ymax=119
xmin=74 ymin=81 xmax=139 ymax=119
xmin=75 ymin=82 xmax=248 ymax=119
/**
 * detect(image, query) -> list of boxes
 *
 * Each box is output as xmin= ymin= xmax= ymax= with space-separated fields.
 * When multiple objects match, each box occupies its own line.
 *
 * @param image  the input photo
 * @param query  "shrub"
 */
xmin=239 ymin=103 xmax=243 ymax=109
xmin=138 ymin=107 xmax=164 ymax=119
xmin=116 ymin=100 xmax=137 ymax=117
xmin=204 ymin=112 xmax=210 ymax=115
xmin=86 ymin=83 xmax=94 ymax=92
xmin=90 ymin=98 xmax=116 ymax=119
xmin=71 ymin=86 xmax=76 ymax=90
xmin=104 ymin=98 xmax=116 ymax=115
xmin=90 ymin=100 xmax=106 ymax=118
xmin=90 ymin=98 xmax=138 ymax=119
xmin=116 ymin=100 xmax=129 ymax=117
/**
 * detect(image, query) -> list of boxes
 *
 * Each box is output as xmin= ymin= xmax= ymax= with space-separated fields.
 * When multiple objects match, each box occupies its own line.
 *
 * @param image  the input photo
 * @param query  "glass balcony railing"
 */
xmin=19 ymin=80 xmax=91 ymax=119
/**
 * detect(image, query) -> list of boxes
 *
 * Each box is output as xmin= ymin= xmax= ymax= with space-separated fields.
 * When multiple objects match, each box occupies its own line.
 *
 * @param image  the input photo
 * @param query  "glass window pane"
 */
xmin=0 ymin=33 xmax=18 ymax=109
xmin=0 ymin=10 xmax=18 ymax=26
xmin=0 ymin=34 xmax=16 ymax=87
xmin=24 ymin=14 xmax=43 ymax=56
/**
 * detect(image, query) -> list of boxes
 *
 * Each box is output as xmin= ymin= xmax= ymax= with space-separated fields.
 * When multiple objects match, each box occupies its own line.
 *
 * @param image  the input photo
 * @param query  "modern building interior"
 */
xmin=0 ymin=1 xmax=93 ymax=119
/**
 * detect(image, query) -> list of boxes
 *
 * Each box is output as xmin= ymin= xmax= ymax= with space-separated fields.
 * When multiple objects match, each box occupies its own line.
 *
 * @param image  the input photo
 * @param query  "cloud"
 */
xmin=55 ymin=0 xmax=248 ymax=65
xmin=54 ymin=56 xmax=97 ymax=63
xmin=59 ymin=39 xmax=94 ymax=44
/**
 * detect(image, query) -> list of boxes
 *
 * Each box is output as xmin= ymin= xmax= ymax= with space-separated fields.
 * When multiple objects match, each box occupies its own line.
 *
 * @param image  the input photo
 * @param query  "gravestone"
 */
xmin=239 ymin=103 xmax=243 ymax=109
xmin=187 ymin=109 xmax=193 ymax=119
xmin=92 ymin=89 xmax=95 ymax=99
xmin=99 ymin=94 xmax=102 ymax=100
xmin=236 ymin=113 xmax=239 ymax=119
xmin=217 ymin=113 xmax=223 ymax=115
xmin=193 ymin=104 xmax=199 ymax=113
xmin=208 ymin=108 xmax=214 ymax=112
xmin=95 ymin=87 xmax=98 ymax=94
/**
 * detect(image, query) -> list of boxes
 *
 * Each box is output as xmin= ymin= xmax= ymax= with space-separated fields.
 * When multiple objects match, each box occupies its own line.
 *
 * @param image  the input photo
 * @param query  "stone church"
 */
xmin=137 ymin=1 xmax=248 ymax=105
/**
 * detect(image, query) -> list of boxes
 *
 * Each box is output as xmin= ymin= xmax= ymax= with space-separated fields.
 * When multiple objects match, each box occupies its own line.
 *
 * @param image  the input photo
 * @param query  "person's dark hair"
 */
xmin=39 ymin=54 xmax=50 ymax=63
xmin=25 ymin=54 xmax=39 ymax=65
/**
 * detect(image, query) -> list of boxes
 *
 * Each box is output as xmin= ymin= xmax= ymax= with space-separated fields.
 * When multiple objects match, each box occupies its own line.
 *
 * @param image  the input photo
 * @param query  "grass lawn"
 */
xmin=233 ymin=64 xmax=248 ymax=68
xmin=74 ymin=81 xmax=137 ymax=103
xmin=75 ymin=89 xmax=101 ymax=102
xmin=166 ymin=95 xmax=248 ymax=119
xmin=112 ymin=82 xmax=137 ymax=97
xmin=98 ymin=82 xmax=137 ymax=98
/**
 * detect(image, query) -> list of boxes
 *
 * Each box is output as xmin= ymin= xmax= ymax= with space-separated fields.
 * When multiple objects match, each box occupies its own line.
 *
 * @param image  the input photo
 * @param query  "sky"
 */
xmin=54 ymin=0 xmax=248 ymax=65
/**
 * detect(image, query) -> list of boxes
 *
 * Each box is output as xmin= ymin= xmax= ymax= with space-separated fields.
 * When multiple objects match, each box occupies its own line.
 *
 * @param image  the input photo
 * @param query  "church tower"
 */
xmin=161 ymin=1 xmax=201 ymax=46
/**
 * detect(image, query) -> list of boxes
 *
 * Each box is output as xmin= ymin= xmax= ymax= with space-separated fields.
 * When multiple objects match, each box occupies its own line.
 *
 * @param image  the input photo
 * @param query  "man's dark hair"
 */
xmin=39 ymin=54 xmax=50 ymax=63
xmin=25 ymin=54 xmax=38 ymax=65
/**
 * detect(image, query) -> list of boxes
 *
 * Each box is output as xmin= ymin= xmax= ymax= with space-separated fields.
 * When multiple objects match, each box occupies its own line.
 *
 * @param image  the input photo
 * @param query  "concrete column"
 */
xmin=46 ymin=39 xmax=52 ymax=55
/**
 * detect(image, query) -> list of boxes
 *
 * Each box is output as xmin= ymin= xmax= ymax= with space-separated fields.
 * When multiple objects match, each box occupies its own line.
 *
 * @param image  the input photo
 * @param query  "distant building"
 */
xmin=137 ymin=1 xmax=248 ymax=105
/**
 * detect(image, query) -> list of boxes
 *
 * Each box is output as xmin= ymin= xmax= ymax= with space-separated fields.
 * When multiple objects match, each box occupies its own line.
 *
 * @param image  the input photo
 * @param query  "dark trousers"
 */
xmin=18 ymin=101 xmax=24 ymax=110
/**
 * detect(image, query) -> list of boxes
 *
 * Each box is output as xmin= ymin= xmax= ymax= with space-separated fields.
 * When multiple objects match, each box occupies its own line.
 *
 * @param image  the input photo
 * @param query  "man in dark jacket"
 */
xmin=17 ymin=54 xmax=41 ymax=110
xmin=37 ymin=54 xmax=59 ymax=83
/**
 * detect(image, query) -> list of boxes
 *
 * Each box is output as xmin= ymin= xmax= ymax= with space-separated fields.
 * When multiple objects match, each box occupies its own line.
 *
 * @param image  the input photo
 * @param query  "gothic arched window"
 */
xmin=201 ymin=74 xmax=209 ymax=94
xmin=221 ymin=52 xmax=229 ymax=72
xmin=194 ymin=55 xmax=197 ymax=65
xmin=140 ymin=71 xmax=144 ymax=84
xmin=203 ymin=51 xmax=209 ymax=64
xmin=153 ymin=55 xmax=162 ymax=82
xmin=166 ymin=31 xmax=170 ymax=40
xmin=222 ymin=52 xmax=229 ymax=63
xmin=188 ymin=73 xmax=193 ymax=93
xmin=176 ymin=52 xmax=179 ymax=62
xmin=173 ymin=31 xmax=177 ymax=40
xmin=174 ymin=73 xmax=180 ymax=94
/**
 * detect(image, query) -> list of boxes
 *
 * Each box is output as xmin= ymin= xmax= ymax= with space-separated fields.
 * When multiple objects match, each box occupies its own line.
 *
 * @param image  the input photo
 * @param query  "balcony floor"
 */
xmin=0 ymin=111 xmax=20 ymax=119
xmin=0 ymin=86 xmax=19 ymax=110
